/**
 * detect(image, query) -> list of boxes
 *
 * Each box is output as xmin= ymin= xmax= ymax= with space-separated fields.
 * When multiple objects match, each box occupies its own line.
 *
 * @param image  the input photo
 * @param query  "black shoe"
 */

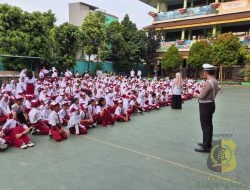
xmin=194 ymin=147 xmax=210 ymax=153
xmin=197 ymin=142 xmax=203 ymax=146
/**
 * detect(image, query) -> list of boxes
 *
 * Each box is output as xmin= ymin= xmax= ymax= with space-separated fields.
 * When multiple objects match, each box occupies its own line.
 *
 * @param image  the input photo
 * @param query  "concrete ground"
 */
xmin=0 ymin=86 xmax=249 ymax=190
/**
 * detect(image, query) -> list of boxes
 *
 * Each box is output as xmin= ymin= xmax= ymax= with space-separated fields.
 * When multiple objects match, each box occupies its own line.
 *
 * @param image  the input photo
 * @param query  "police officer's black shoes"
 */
xmin=197 ymin=142 xmax=203 ymax=146
xmin=194 ymin=147 xmax=210 ymax=153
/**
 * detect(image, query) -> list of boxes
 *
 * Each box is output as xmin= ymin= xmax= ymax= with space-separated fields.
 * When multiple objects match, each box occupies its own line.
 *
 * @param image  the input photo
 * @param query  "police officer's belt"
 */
xmin=198 ymin=100 xmax=214 ymax=103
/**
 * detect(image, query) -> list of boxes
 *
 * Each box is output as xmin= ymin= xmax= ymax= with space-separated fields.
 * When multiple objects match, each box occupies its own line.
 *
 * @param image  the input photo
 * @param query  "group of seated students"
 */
xmin=0 ymin=70 xmax=201 ymax=151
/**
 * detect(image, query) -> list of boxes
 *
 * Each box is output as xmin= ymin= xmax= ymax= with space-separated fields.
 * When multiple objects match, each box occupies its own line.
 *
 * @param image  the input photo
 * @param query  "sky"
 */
xmin=0 ymin=0 xmax=155 ymax=29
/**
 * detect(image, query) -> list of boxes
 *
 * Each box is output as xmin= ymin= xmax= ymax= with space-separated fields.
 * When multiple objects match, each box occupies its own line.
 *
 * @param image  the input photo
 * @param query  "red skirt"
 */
xmin=96 ymin=109 xmax=115 ymax=126
xmin=7 ymin=126 xmax=30 ymax=147
xmin=0 ymin=115 xmax=8 ymax=125
xmin=26 ymin=83 xmax=35 ymax=95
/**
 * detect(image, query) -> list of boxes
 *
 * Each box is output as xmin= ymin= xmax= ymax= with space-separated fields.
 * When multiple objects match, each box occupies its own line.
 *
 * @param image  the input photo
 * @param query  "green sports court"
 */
xmin=1 ymin=85 xmax=249 ymax=190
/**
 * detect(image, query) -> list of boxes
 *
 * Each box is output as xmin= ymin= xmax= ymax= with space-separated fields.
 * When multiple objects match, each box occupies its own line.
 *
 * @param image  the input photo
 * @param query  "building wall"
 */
xmin=69 ymin=3 xmax=91 ymax=27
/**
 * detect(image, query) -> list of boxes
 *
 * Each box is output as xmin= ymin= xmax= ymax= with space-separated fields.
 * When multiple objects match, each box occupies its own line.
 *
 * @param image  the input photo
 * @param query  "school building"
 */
xmin=69 ymin=2 xmax=118 ymax=27
xmin=140 ymin=0 xmax=250 ymax=62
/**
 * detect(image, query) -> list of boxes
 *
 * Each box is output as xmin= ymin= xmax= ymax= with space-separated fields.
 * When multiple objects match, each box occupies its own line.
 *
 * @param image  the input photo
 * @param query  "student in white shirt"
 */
xmin=48 ymin=102 xmax=67 ymax=142
xmin=114 ymin=100 xmax=130 ymax=122
xmin=148 ymin=92 xmax=160 ymax=110
xmin=58 ymin=101 xmax=69 ymax=126
xmin=0 ymin=111 xmax=34 ymax=149
xmin=29 ymin=100 xmax=50 ymax=135
xmin=80 ymin=105 xmax=96 ymax=129
xmin=25 ymin=71 xmax=36 ymax=95
xmin=67 ymin=107 xmax=87 ymax=135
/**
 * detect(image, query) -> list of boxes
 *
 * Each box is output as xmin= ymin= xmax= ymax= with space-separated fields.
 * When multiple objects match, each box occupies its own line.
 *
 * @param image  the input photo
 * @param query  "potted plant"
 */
xmin=245 ymin=35 xmax=250 ymax=41
xmin=210 ymin=2 xmax=220 ymax=9
xmin=176 ymin=40 xmax=185 ymax=45
xmin=148 ymin=12 xmax=158 ymax=18
xmin=178 ymin=8 xmax=187 ymax=14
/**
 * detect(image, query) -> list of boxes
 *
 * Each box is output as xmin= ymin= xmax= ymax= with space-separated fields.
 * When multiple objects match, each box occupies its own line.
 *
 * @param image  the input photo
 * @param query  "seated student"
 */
xmin=0 ymin=111 xmax=34 ymax=149
xmin=29 ymin=100 xmax=50 ymax=135
xmin=159 ymin=91 xmax=169 ymax=107
xmin=148 ymin=92 xmax=160 ymax=110
xmin=11 ymin=95 xmax=24 ymax=113
xmin=67 ymin=107 xmax=87 ymax=135
xmin=137 ymin=90 xmax=151 ymax=112
xmin=69 ymin=98 xmax=79 ymax=115
xmin=41 ymin=101 xmax=52 ymax=121
xmin=121 ymin=95 xmax=133 ymax=115
xmin=114 ymin=100 xmax=130 ymax=122
xmin=0 ymin=137 xmax=8 ymax=151
xmin=105 ymin=90 xmax=117 ymax=114
xmin=129 ymin=93 xmax=143 ymax=115
xmin=95 ymin=97 xmax=115 ymax=127
xmin=48 ymin=102 xmax=67 ymax=142
xmin=0 ymin=106 xmax=8 ymax=125
xmin=87 ymin=99 xmax=98 ymax=122
xmin=80 ymin=105 xmax=96 ymax=129
xmin=58 ymin=101 xmax=70 ymax=126
xmin=0 ymin=95 xmax=11 ymax=115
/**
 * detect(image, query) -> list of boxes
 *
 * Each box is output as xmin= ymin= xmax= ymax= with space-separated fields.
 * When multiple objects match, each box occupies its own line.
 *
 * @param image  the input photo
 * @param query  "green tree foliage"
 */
xmin=104 ymin=21 xmax=126 ymax=61
xmin=0 ymin=4 xmax=56 ymax=69
xmin=142 ymin=26 xmax=162 ymax=65
xmin=81 ymin=11 xmax=106 ymax=60
xmin=210 ymin=32 xmax=242 ymax=66
xmin=53 ymin=23 xmax=80 ymax=71
xmin=187 ymin=40 xmax=212 ymax=68
xmin=121 ymin=14 xmax=146 ymax=64
xmin=103 ymin=14 xmax=146 ymax=72
xmin=161 ymin=45 xmax=183 ymax=71
xmin=239 ymin=46 xmax=250 ymax=65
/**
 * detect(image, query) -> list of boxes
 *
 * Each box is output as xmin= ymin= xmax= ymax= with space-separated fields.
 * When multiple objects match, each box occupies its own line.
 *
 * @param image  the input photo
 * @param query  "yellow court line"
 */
xmin=84 ymin=136 xmax=250 ymax=188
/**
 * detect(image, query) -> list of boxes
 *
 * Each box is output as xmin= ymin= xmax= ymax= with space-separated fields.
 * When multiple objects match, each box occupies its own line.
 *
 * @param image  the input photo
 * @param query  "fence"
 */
xmin=72 ymin=61 xmax=148 ymax=77
xmin=72 ymin=61 xmax=115 ymax=75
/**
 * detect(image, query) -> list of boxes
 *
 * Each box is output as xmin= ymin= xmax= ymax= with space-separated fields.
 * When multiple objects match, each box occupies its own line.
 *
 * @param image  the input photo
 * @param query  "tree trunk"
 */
xmin=220 ymin=66 xmax=223 ymax=83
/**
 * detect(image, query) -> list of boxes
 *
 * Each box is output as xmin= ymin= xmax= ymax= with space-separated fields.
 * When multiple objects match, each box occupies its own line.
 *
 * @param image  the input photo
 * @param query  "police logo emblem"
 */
xmin=207 ymin=139 xmax=237 ymax=173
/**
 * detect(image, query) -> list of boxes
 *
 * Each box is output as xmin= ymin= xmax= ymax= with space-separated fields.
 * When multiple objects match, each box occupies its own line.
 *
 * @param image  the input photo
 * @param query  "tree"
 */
xmin=0 ymin=4 xmax=56 ymax=69
xmin=81 ymin=11 xmax=106 ymax=61
xmin=142 ymin=26 xmax=162 ymax=65
xmin=187 ymin=40 xmax=212 ymax=77
xmin=141 ymin=26 xmax=162 ymax=76
xmin=161 ymin=45 xmax=183 ymax=71
xmin=188 ymin=40 xmax=212 ymax=68
xmin=121 ymin=14 xmax=146 ymax=64
xmin=104 ymin=22 xmax=126 ymax=61
xmin=211 ymin=32 xmax=242 ymax=67
xmin=210 ymin=32 xmax=243 ymax=81
xmin=239 ymin=46 xmax=250 ymax=65
xmin=53 ymin=23 xmax=80 ymax=71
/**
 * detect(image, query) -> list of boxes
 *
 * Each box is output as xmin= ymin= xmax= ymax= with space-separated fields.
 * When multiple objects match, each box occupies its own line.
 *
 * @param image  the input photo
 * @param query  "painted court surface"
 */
xmin=0 ymin=86 xmax=249 ymax=190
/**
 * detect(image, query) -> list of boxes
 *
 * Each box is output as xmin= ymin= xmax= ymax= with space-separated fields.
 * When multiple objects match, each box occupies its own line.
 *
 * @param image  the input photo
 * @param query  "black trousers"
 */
xmin=199 ymin=102 xmax=215 ymax=149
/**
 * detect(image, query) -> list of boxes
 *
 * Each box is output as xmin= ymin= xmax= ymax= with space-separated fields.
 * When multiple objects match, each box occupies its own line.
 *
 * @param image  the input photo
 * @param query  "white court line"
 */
xmin=84 ymin=136 xmax=250 ymax=188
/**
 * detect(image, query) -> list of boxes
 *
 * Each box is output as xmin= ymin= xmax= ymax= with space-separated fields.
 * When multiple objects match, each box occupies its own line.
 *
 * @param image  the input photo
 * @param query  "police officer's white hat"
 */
xmin=202 ymin=64 xmax=216 ymax=71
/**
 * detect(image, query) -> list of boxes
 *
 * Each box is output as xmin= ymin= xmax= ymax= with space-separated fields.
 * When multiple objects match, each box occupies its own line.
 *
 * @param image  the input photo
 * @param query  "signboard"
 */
xmin=218 ymin=0 xmax=250 ymax=14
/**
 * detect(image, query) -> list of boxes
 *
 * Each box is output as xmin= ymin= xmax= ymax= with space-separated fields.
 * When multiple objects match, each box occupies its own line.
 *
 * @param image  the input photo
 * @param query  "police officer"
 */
xmin=194 ymin=64 xmax=219 ymax=153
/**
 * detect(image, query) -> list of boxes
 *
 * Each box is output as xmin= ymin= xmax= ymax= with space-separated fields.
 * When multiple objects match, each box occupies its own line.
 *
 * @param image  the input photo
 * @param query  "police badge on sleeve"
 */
xmin=207 ymin=139 xmax=237 ymax=173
